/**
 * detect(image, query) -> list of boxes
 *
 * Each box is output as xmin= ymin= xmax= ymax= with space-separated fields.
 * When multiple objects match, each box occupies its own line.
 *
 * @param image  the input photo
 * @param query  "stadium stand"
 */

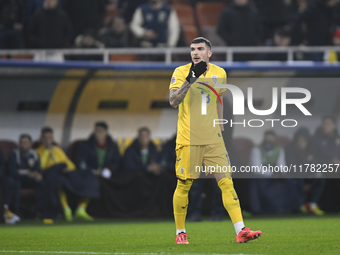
xmin=195 ymin=2 xmax=226 ymax=46
xmin=172 ymin=4 xmax=198 ymax=43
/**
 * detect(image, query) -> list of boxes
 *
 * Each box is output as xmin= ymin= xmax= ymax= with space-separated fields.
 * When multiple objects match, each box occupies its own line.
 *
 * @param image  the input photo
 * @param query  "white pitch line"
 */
xmin=0 ymin=252 xmax=265 ymax=255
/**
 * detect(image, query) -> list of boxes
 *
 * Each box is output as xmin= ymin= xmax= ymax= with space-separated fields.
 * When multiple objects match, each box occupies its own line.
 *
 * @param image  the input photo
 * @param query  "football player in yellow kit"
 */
xmin=169 ymin=37 xmax=262 ymax=244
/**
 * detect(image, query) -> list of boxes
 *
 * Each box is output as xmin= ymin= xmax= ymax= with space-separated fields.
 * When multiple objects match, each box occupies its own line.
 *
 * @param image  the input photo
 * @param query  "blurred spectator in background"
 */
xmin=123 ymin=127 xmax=161 ymax=175
xmin=36 ymin=127 xmax=96 ymax=223
xmin=130 ymin=0 xmax=180 ymax=48
xmin=248 ymin=130 xmax=296 ymax=215
xmin=60 ymin=0 xmax=106 ymax=40
xmin=77 ymin=121 xmax=120 ymax=180
xmin=253 ymin=0 xmax=289 ymax=40
xmin=259 ymin=26 xmax=291 ymax=61
xmin=27 ymin=0 xmax=72 ymax=53
xmin=7 ymin=134 xmax=42 ymax=221
xmin=98 ymin=15 xmax=129 ymax=48
xmin=66 ymin=29 xmax=104 ymax=62
xmin=118 ymin=0 xmax=148 ymax=24
xmin=310 ymin=116 xmax=340 ymax=213
xmin=0 ymin=0 xmax=25 ymax=49
xmin=292 ymin=0 xmax=340 ymax=61
xmin=217 ymin=0 xmax=263 ymax=61
xmin=286 ymin=127 xmax=325 ymax=215
xmin=314 ymin=115 xmax=340 ymax=165
xmin=25 ymin=0 xmax=44 ymax=26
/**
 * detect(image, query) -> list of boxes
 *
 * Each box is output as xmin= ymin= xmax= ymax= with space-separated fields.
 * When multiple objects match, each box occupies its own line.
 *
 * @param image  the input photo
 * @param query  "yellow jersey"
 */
xmin=169 ymin=63 xmax=227 ymax=145
xmin=36 ymin=144 xmax=76 ymax=171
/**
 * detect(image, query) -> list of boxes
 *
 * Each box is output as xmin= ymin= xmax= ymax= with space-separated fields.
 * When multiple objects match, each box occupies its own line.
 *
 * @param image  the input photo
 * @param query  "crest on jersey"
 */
xmin=180 ymin=167 xmax=185 ymax=175
xmin=211 ymin=75 xmax=218 ymax=85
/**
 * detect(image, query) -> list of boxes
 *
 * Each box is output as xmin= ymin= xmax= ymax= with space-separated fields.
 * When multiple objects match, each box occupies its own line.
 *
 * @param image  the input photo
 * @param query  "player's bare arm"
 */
xmin=169 ymin=81 xmax=191 ymax=108
xmin=217 ymin=95 xmax=224 ymax=131
xmin=169 ymin=61 xmax=208 ymax=108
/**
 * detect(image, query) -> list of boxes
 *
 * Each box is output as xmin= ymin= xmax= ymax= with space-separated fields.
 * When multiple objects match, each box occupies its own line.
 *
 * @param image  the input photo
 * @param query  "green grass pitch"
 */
xmin=0 ymin=216 xmax=339 ymax=255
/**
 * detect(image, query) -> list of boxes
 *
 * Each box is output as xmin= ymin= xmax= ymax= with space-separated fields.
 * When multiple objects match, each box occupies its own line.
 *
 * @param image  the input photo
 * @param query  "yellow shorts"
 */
xmin=175 ymin=143 xmax=232 ymax=180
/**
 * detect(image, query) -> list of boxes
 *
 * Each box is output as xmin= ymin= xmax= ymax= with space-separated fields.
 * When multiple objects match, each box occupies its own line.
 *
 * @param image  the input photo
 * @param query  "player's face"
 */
xmin=190 ymin=43 xmax=212 ymax=65
xmin=20 ymin=137 xmax=32 ymax=152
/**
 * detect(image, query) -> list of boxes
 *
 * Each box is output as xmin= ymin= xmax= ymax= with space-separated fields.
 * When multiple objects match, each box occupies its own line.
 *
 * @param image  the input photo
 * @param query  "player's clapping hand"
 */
xmin=186 ymin=61 xmax=207 ymax=84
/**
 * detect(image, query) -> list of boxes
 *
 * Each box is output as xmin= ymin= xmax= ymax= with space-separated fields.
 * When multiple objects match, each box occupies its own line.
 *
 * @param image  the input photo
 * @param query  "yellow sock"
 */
xmin=173 ymin=179 xmax=193 ymax=230
xmin=60 ymin=190 xmax=70 ymax=209
xmin=78 ymin=198 xmax=90 ymax=209
xmin=218 ymin=178 xmax=243 ymax=224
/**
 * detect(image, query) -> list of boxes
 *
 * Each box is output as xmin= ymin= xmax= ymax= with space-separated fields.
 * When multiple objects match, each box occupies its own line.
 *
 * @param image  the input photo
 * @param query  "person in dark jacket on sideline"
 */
xmin=27 ymin=0 xmax=72 ymax=48
xmin=7 ymin=134 xmax=43 ymax=220
xmin=313 ymin=115 xmax=340 ymax=165
xmin=123 ymin=127 xmax=161 ymax=175
xmin=76 ymin=121 xmax=120 ymax=180
xmin=285 ymin=127 xmax=325 ymax=215
xmin=217 ymin=0 xmax=263 ymax=61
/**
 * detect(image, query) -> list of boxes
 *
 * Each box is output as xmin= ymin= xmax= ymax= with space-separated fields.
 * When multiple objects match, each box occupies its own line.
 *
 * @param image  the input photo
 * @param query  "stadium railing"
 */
xmin=1 ymin=46 xmax=340 ymax=64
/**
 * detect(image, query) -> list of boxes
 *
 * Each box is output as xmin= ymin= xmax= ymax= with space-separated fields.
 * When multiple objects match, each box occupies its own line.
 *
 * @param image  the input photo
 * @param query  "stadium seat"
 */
xmin=0 ymin=140 xmax=18 ymax=160
xmin=172 ymin=4 xmax=198 ymax=42
xmin=232 ymin=138 xmax=254 ymax=166
xmin=196 ymin=2 xmax=225 ymax=27
xmin=11 ymin=55 xmax=34 ymax=60
xmin=117 ymin=138 xmax=134 ymax=155
xmin=195 ymin=2 xmax=226 ymax=48
xmin=152 ymin=138 xmax=167 ymax=152
xmin=110 ymin=54 xmax=138 ymax=62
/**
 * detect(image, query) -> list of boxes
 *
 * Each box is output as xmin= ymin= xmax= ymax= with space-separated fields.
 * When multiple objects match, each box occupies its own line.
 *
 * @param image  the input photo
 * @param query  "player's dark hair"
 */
xmin=95 ymin=121 xmax=109 ymax=131
xmin=191 ymin=37 xmax=212 ymax=50
xmin=19 ymin=133 xmax=32 ymax=142
xmin=264 ymin=130 xmax=277 ymax=137
xmin=138 ymin=127 xmax=151 ymax=136
xmin=41 ymin=126 xmax=53 ymax=135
